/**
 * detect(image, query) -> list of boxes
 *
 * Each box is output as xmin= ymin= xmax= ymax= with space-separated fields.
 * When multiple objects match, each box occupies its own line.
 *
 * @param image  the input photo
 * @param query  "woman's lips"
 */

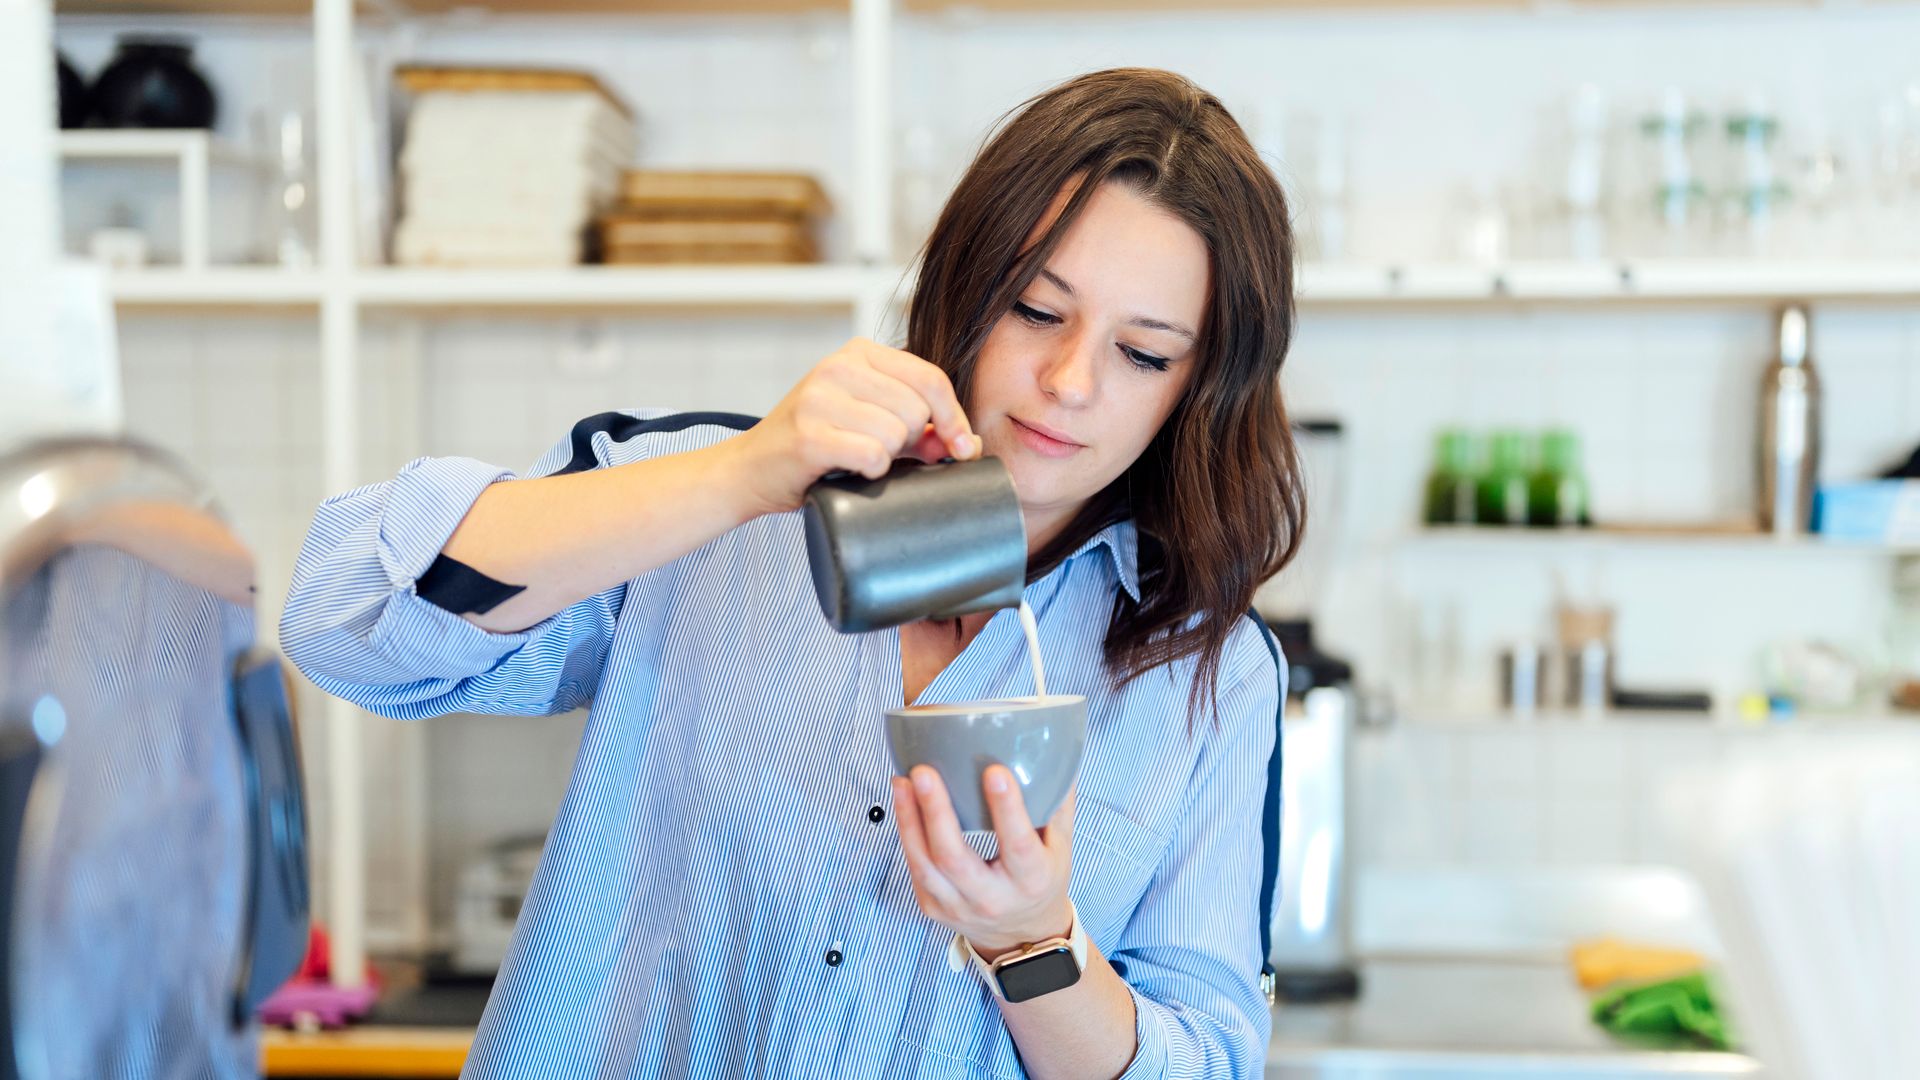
xmin=1010 ymin=417 xmax=1084 ymax=459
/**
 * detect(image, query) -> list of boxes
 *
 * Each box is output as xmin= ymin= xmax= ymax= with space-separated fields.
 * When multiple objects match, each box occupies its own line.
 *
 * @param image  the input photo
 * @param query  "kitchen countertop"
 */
xmin=260 ymin=1025 xmax=472 ymax=1078
xmin=261 ymin=956 xmax=1763 ymax=1078
xmin=1267 ymin=956 xmax=1763 ymax=1078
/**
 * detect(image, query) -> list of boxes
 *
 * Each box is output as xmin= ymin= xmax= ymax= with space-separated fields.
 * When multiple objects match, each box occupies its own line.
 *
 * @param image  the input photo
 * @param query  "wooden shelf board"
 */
xmin=107 ymin=268 xmax=325 ymax=307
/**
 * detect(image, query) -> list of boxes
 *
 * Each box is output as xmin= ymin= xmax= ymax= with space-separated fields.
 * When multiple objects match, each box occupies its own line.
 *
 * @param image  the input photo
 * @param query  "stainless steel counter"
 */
xmin=1267 ymin=957 xmax=1762 ymax=1079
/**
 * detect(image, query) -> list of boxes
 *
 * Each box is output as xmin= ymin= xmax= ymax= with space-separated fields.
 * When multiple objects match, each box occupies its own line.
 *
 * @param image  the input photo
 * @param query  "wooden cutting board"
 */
xmin=615 ymin=171 xmax=831 ymax=221
xmin=395 ymin=64 xmax=633 ymax=119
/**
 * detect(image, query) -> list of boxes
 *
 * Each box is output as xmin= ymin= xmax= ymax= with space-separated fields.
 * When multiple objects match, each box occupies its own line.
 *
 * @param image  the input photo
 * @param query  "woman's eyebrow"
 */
xmin=1037 ymin=267 xmax=1197 ymax=343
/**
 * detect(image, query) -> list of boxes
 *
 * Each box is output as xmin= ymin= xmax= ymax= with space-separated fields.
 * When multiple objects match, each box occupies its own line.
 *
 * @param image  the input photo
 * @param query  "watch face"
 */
xmin=996 ymin=946 xmax=1081 ymax=1004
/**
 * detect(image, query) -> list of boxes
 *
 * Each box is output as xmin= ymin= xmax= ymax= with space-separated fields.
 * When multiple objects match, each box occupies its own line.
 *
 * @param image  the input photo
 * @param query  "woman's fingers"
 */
xmin=832 ymin=361 xmax=933 ymax=444
xmin=1040 ymin=785 xmax=1077 ymax=858
xmin=822 ymin=397 xmax=915 ymax=458
xmin=981 ymin=765 xmax=1051 ymax=884
xmin=864 ymin=347 xmax=978 ymax=460
xmin=909 ymin=765 xmax=997 ymax=895
xmin=892 ymin=777 xmax=965 ymax=916
xmin=794 ymin=420 xmax=892 ymax=480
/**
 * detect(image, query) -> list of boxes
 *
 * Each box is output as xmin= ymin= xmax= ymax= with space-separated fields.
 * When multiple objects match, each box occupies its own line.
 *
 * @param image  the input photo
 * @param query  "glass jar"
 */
xmin=1529 ymin=429 xmax=1592 ymax=528
xmin=1477 ymin=431 xmax=1534 ymax=527
xmin=1423 ymin=429 xmax=1479 ymax=526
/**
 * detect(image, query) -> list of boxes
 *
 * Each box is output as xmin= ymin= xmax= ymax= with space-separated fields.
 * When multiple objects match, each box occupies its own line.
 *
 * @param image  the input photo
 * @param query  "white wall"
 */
xmin=78 ymin=2 xmax=1920 ymax=942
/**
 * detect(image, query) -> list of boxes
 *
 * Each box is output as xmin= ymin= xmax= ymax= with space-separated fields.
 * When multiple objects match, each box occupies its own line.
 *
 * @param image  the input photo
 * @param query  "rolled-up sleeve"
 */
xmin=1110 ymin=645 xmax=1281 ymax=1079
xmin=279 ymin=453 xmax=624 ymax=720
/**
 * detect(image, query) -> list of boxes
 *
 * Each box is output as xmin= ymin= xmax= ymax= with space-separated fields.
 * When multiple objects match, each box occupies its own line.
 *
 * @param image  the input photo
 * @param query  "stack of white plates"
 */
xmin=1665 ymin=728 xmax=1920 ymax=1079
xmin=394 ymin=90 xmax=635 ymax=267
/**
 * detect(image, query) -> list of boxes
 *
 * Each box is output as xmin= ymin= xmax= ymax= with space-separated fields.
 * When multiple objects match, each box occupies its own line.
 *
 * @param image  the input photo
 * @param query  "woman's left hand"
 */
xmin=891 ymin=763 xmax=1076 ymax=957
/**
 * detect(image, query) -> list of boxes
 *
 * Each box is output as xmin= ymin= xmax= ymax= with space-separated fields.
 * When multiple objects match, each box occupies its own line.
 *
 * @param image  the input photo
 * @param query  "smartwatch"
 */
xmin=948 ymin=901 xmax=1088 ymax=1004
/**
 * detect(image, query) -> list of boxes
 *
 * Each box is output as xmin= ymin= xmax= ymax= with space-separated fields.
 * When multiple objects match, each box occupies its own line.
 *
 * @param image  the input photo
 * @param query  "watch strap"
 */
xmin=949 ymin=901 xmax=1086 ymax=1002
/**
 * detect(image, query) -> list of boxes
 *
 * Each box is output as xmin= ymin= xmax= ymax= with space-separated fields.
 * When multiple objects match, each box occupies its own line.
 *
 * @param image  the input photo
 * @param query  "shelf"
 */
xmin=93 ymin=259 xmax=1920 ymax=312
xmin=107 ymin=268 xmax=323 ymax=307
xmin=56 ymin=0 xmax=312 ymax=12
xmin=56 ymin=0 xmax=846 ymax=14
xmin=1403 ymin=525 xmax=1919 ymax=556
xmin=1297 ymin=259 xmax=1920 ymax=306
xmin=353 ymin=264 xmax=889 ymax=311
xmin=1394 ymin=708 xmax=1918 ymax=730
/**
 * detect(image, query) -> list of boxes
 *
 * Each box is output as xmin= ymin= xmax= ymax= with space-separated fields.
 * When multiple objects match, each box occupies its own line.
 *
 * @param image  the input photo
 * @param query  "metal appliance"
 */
xmin=1258 ymin=419 xmax=1363 ymax=1001
xmin=0 ymin=437 xmax=309 ymax=1079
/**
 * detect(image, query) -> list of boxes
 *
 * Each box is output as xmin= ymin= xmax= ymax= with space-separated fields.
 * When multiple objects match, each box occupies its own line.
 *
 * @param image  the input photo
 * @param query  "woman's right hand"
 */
xmin=723 ymin=338 xmax=981 ymax=518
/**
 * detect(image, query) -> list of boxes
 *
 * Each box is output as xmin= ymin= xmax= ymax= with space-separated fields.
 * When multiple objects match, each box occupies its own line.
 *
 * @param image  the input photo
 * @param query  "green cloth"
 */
xmin=1590 ymin=972 xmax=1734 ymax=1051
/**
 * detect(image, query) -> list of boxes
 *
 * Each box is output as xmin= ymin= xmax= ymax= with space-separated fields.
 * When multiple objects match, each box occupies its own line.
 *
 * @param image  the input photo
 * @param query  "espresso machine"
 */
xmin=1258 ymin=419 xmax=1362 ymax=1002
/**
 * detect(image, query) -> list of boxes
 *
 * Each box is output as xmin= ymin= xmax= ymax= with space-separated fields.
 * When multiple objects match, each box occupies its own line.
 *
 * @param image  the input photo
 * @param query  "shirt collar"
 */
xmin=1055 ymin=518 xmax=1141 ymax=603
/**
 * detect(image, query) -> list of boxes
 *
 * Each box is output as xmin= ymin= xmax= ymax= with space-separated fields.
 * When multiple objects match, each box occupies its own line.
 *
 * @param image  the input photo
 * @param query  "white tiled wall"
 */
xmin=82 ymin=2 xmax=1920 ymax=940
xmin=1349 ymin=716 xmax=1919 ymax=916
xmin=115 ymin=300 xmax=1916 ymax=937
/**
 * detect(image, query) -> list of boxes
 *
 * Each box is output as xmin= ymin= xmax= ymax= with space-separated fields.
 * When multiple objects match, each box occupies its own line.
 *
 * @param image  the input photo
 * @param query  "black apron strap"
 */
xmin=1244 ymin=609 xmax=1285 ymax=1000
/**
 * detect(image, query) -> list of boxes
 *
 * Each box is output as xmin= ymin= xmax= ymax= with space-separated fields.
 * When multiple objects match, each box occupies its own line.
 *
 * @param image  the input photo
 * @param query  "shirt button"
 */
xmin=825 ymin=948 xmax=844 ymax=967
xmin=868 ymin=805 xmax=885 ymax=823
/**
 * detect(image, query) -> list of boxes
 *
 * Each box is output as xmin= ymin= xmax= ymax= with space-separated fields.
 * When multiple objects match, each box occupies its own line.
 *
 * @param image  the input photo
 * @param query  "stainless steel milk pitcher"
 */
xmin=802 ymin=457 xmax=1027 ymax=634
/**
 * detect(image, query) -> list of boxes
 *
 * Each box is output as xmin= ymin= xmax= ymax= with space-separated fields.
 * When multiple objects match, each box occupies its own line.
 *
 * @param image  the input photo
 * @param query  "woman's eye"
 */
xmin=1011 ymin=301 xmax=1060 ymax=326
xmin=1122 ymin=346 xmax=1170 ymax=373
xmin=1011 ymin=300 xmax=1167 ymax=372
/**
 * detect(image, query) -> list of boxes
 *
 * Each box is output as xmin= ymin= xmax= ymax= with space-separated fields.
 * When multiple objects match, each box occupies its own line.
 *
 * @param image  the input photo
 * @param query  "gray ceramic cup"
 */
xmin=885 ymin=694 xmax=1087 ymax=832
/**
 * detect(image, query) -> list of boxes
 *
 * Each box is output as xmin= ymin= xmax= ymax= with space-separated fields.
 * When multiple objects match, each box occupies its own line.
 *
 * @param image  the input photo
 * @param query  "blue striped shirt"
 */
xmin=281 ymin=409 xmax=1279 ymax=1079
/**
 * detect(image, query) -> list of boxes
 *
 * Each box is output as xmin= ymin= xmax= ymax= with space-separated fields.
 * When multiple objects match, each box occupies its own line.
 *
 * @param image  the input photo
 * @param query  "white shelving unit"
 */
xmin=48 ymin=0 xmax=1920 ymax=990
xmin=1405 ymin=526 xmax=1920 ymax=557
xmin=55 ymin=0 xmax=908 ymax=991
xmin=353 ymin=264 xmax=898 ymax=310
xmin=94 ymin=258 xmax=1920 ymax=310
xmin=106 ymin=266 xmax=323 ymax=305
xmin=57 ymin=128 xmax=234 ymax=269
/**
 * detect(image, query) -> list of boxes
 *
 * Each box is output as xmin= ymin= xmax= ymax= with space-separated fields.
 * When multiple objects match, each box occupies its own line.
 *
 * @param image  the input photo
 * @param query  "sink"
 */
xmin=1266 ymin=957 xmax=1763 ymax=1079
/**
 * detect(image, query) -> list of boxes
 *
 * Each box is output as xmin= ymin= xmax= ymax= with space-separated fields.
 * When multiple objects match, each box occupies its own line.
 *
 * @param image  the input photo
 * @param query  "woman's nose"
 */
xmin=1038 ymin=332 xmax=1098 ymax=407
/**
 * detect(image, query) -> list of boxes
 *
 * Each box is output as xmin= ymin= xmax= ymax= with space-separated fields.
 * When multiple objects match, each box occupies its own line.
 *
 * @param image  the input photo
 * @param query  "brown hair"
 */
xmin=906 ymin=67 xmax=1307 ymax=714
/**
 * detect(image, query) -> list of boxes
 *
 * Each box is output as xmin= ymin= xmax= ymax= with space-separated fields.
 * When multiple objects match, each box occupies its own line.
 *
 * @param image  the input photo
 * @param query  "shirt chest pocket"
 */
xmin=1066 ymin=794 xmax=1167 ymax=955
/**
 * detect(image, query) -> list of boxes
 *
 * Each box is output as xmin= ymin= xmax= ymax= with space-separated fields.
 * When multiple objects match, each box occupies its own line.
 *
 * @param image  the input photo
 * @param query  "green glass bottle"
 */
xmin=1477 ymin=430 xmax=1533 ymax=526
xmin=1529 ymin=428 xmax=1592 ymax=527
xmin=1423 ymin=429 xmax=1479 ymax=526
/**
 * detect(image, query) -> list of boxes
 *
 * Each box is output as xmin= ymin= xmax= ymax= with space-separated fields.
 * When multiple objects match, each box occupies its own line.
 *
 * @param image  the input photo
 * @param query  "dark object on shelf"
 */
xmin=56 ymin=52 xmax=87 ymax=129
xmin=88 ymin=35 xmax=218 ymax=130
xmin=1269 ymin=967 xmax=1363 ymax=1003
xmin=364 ymin=979 xmax=494 ymax=1029
xmin=1267 ymin=619 xmax=1354 ymax=696
xmin=1611 ymin=687 xmax=1713 ymax=712
xmin=1893 ymin=680 xmax=1920 ymax=713
xmin=1882 ymin=441 xmax=1920 ymax=480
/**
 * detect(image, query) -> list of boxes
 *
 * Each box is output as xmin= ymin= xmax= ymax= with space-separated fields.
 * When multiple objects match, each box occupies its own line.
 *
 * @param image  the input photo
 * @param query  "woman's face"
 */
xmin=969 ymin=180 xmax=1211 ymax=546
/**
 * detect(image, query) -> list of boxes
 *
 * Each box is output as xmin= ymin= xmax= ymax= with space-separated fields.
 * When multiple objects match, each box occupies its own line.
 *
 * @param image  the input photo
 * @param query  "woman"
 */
xmin=283 ymin=67 xmax=1304 ymax=1079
